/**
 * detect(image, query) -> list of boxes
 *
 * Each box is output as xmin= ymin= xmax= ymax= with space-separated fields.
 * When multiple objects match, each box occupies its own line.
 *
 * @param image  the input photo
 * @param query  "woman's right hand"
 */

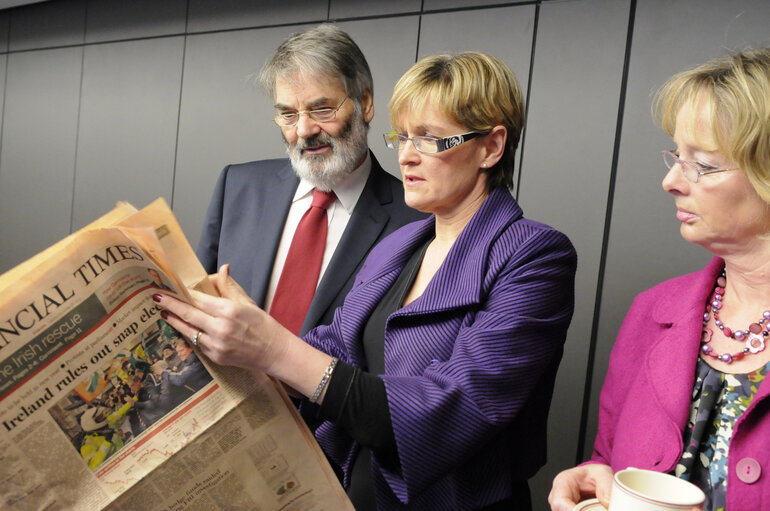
xmin=548 ymin=463 xmax=613 ymax=511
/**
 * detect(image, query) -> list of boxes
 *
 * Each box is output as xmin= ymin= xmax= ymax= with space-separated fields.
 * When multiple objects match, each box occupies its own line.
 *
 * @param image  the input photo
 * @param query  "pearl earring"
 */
xmin=481 ymin=163 xmax=487 ymax=168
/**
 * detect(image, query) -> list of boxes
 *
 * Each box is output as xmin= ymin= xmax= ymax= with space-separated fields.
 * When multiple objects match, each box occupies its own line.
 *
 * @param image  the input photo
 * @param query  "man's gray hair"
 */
xmin=259 ymin=24 xmax=373 ymax=102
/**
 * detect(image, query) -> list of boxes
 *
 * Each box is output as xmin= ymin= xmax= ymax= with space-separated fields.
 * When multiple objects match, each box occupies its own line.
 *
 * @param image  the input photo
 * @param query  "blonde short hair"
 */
xmin=654 ymin=48 xmax=770 ymax=201
xmin=389 ymin=52 xmax=524 ymax=191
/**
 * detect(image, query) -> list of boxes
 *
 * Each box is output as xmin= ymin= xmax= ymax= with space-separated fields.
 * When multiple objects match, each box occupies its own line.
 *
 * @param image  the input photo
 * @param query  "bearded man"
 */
xmin=197 ymin=24 xmax=424 ymax=336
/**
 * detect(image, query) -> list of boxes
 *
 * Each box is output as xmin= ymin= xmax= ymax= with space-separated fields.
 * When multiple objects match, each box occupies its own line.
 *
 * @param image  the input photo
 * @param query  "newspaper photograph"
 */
xmin=0 ymin=199 xmax=353 ymax=511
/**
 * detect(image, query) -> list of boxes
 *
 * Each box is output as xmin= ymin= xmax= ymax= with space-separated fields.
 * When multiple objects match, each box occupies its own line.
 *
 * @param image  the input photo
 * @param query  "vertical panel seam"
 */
xmin=415 ymin=0 xmax=425 ymax=62
xmin=170 ymin=1 xmax=192 ymax=210
xmin=0 ymin=14 xmax=10 ymax=183
xmin=575 ymin=0 xmax=637 ymax=465
xmin=514 ymin=0 xmax=540 ymax=201
xmin=69 ymin=2 xmax=88 ymax=233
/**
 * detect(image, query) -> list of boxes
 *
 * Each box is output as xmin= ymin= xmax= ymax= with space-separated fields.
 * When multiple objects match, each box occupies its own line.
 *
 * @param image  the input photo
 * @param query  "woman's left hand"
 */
xmin=155 ymin=265 xmax=342 ymax=402
xmin=153 ymin=265 xmax=293 ymax=376
xmin=548 ymin=464 xmax=614 ymax=510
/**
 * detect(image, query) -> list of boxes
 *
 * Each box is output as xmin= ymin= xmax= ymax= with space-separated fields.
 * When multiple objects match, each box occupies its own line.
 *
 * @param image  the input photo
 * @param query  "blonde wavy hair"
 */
xmin=654 ymin=48 xmax=770 ymax=202
xmin=389 ymin=51 xmax=524 ymax=191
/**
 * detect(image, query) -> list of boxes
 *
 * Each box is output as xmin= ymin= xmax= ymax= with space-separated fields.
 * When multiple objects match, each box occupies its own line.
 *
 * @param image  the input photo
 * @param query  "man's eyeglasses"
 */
xmin=273 ymin=96 xmax=349 ymax=127
xmin=383 ymin=131 xmax=487 ymax=154
xmin=662 ymin=150 xmax=739 ymax=183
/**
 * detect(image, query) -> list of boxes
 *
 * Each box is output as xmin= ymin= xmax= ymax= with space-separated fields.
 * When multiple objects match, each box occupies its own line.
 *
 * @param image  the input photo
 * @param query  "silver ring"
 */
xmin=192 ymin=330 xmax=202 ymax=347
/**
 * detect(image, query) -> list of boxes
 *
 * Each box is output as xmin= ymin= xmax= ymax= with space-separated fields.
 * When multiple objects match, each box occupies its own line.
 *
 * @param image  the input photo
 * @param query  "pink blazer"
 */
xmin=589 ymin=257 xmax=770 ymax=510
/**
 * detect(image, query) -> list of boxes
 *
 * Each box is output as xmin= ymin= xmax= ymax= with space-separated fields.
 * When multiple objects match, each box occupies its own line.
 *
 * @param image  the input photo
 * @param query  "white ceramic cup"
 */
xmin=609 ymin=468 xmax=705 ymax=510
xmin=572 ymin=468 xmax=705 ymax=511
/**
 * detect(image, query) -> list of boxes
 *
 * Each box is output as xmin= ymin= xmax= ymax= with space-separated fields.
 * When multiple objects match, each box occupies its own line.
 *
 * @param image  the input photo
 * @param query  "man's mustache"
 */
xmin=296 ymin=133 xmax=334 ymax=152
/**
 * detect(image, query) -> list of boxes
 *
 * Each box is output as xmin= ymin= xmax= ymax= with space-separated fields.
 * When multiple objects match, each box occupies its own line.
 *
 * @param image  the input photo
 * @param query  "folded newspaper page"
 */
xmin=0 ymin=199 xmax=353 ymax=511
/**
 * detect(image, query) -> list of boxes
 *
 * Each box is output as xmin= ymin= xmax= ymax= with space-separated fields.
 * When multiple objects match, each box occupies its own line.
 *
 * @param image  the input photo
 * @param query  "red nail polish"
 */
xmin=161 ymin=310 xmax=168 ymax=320
xmin=152 ymin=294 xmax=162 ymax=302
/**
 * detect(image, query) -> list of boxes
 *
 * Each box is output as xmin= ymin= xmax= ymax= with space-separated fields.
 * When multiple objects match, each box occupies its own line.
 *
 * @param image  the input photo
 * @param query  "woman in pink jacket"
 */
xmin=549 ymin=48 xmax=770 ymax=511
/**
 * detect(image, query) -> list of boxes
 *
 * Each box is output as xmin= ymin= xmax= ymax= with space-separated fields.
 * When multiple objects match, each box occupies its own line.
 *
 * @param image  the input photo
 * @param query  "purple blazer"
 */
xmin=589 ymin=257 xmax=770 ymax=510
xmin=304 ymin=188 xmax=577 ymax=509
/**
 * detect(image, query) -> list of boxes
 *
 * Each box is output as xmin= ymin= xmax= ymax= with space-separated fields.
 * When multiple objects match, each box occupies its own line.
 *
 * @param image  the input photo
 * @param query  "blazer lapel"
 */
xmin=646 ymin=257 xmax=724 ymax=427
xmin=334 ymin=218 xmax=437 ymax=366
xmin=250 ymin=161 xmax=298 ymax=307
xmin=394 ymin=188 xmax=522 ymax=318
xmin=302 ymin=153 xmax=396 ymax=333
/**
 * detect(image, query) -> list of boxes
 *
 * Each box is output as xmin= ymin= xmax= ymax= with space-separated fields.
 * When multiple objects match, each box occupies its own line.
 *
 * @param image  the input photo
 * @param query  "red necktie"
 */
xmin=269 ymin=189 xmax=336 ymax=334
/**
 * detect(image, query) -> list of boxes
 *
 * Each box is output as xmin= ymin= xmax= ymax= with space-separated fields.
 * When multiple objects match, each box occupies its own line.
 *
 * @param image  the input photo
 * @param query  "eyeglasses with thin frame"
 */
xmin=273 ymin=96 xmax=349 ymax=127
xmin=383 ymin=131 xmax=487 ymax=154
xmin=662 ymin=150 xmax=739 ymax=183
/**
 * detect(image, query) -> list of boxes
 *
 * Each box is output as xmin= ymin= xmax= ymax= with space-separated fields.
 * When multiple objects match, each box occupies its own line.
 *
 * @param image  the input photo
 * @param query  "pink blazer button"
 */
xmin=736 ymin=458 xmax=761 ymax=484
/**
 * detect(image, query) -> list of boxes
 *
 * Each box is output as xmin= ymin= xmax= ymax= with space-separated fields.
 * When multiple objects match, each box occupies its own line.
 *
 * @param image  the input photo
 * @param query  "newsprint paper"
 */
xmin=0 ymin=199 xmax=353 ymax=511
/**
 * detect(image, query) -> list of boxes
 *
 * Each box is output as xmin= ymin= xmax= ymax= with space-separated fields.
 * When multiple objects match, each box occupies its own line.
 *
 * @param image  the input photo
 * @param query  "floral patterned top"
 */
xmin=674 ymin=357 xmax=770 ymax=511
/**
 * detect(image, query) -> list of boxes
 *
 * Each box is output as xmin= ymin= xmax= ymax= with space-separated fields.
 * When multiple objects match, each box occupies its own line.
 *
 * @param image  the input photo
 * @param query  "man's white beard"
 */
xmin=285 ymin=107 xmax=369 ymax=191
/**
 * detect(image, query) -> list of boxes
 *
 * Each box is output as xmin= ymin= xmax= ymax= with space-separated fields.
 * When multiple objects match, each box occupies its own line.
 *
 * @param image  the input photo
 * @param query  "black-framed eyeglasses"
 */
xmin=662 ymin=150 xmax=739 ymax=183
xmin=273 ymin=96 xmax=349 ymax=127
xmin=383 ymin=131 xmax=487 ymax=154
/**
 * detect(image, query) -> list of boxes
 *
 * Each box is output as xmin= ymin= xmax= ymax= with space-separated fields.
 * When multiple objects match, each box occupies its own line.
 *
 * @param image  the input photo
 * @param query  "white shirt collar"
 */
xmin=293 ymin=152 xmax=372 ymax=213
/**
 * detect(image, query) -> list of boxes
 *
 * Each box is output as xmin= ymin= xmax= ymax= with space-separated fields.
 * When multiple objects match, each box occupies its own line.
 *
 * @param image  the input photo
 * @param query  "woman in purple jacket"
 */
xmin=549 ymin=49 xmax=770 ymax=511
xmin=157 ymin=52 xmax=576 ymax=510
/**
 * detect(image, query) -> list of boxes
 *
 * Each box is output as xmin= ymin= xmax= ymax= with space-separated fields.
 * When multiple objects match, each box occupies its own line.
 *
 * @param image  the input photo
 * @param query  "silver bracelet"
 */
xmin=309 ymin=357 xmax=338 ymax=403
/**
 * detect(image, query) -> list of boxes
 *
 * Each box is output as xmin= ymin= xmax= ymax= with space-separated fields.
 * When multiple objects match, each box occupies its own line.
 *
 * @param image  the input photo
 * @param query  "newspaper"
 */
xmin=0 ymin=199 xmax=353 ymax=511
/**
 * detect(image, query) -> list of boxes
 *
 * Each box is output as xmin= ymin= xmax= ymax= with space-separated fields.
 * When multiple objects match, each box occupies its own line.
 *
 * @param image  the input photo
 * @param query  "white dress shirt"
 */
xmin=264 ymin=153 xmax=372 ymax=313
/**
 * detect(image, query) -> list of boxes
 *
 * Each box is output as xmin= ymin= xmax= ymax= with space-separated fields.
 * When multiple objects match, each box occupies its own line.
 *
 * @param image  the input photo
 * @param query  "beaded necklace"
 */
xmin=701 ymin=269 xmax=768 ymax=364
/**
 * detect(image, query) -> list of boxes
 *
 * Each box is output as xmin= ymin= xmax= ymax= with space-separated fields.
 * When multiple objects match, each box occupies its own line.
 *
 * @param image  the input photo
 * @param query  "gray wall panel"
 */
xmin=329 ymin=0 xmax=420 ymax=18
xmin=0 ymin=11 xmax=9 ymax=52
xmin=337 ymin=16 xmax=420 ymax=175
xmin=8 ymin=0 xmax=85 ymax=51
xmin=520 ymin=0 xmax=630 ymax=500
xmin=0 ymin=48 xmax=81 ymax=272
xmin=85 ymin=0 xmax=187 ymax=43
xmin=586 ymin=0 xmax=770 ymax=456
xmin=173 ymin=26 xmax=297 ymax=249
xmin=418 ymin=5 xmax=535 ymax=109
xmin=423 ymin=0 xmax=524 ymax=10
xmin=73 ymin=37 xmax=184 ymax=230
xmin=187 ymin=0 xmax=326 ymax=33
xmin=0 ymin=54 xmax=4 ymax=128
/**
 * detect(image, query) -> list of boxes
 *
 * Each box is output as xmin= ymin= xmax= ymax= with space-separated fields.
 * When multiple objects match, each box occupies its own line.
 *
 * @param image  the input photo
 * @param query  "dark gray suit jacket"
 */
xmin=197 ymin=151 xmax=426 ymax=336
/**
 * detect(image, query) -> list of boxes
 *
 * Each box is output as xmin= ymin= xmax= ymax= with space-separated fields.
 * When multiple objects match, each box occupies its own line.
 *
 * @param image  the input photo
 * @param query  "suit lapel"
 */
xmin=646 ymin=307 xmax=704 ymax=427
xmin=250 ymin=161 xmax=298 ymax=307
xmin=302 ymin=154 xmax=395 ymax=334
xmin=393 ymin=188 xmax=521 ymax=318
xmin=646 ymin=257 xmax=724 ymax=427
